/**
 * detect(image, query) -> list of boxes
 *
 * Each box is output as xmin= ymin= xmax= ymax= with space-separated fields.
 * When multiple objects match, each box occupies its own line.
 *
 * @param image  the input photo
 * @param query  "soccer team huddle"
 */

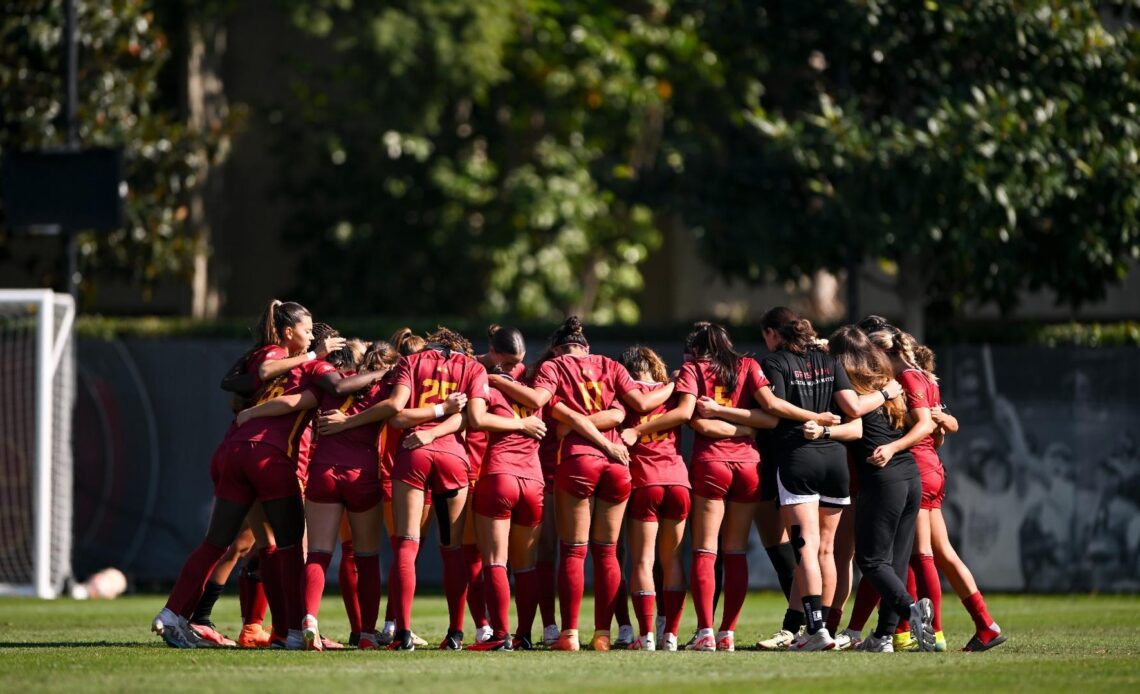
xmin=151 ymin=301 xmax=1008 ymax=654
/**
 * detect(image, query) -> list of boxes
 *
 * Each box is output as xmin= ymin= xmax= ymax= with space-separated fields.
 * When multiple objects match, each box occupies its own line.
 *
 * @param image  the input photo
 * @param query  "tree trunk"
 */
xmin=896 ymin=256 xmax=927 ymax=342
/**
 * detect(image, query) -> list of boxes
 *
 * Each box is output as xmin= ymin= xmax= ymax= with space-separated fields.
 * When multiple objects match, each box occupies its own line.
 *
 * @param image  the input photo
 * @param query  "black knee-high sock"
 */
xmin=765 ymin=543 xmax=797 ymax=599
xmin=191 ymin=580 xmax=225 ymax=626
xmin=711 ymin=550 xmax=724 ymax=613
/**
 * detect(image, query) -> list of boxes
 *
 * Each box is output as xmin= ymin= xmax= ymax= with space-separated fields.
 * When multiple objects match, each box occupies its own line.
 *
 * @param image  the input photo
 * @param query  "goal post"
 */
xmin=0 ymin=289 xmax=75 ymax=598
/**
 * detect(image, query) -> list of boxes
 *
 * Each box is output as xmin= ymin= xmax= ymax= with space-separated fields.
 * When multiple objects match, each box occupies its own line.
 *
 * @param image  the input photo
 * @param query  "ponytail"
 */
xmin=362 ymin=339 xmax=399 ymax=374
xmin=913 ymin=344 xmax=939 ymax=382
xmin=760 ymin=306 xmax=822 ymax=356
xmin=390 ymin=327 xmax=426 ymax=357
xmin=619 ymin=345 xmax=669 ymax=384
xmin=685 ymin=321 xmax=741 ymax=392
xmin=253 ymin=298 xmax=310 ymax=348
xmin=488 ymin=324 xmax=525 ymax=357
xmin=550 ymin=316 xmax=589 ymax=349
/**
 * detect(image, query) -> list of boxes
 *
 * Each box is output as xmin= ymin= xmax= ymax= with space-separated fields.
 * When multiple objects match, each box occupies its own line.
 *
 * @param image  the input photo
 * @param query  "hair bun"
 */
xmin=565 ymin=316 xmax=583 ymax=335
xmin=487 ymin=324 xmax=502 ymax=339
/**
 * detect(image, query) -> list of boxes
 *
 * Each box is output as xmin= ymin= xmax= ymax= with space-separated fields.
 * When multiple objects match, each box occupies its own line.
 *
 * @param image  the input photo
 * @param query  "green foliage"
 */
xmin=0 ymin=0 xmax=236 ymax=294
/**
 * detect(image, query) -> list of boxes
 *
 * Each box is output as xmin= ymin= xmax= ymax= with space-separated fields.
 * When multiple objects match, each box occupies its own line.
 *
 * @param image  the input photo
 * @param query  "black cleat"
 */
xmin=963 ymin=632 xmax=1008 ymax=652
xmin=389 ymin=629 xmax=415 ymax=651
xmin=511 ymin=634 xmax=534 ymax=651
xmin=439 ymin=630 xmax=464 ymax=650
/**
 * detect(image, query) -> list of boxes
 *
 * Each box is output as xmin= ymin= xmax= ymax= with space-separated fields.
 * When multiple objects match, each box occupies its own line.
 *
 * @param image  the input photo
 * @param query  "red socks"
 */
xmin=441 ymin=546 xmax=469 ymax=633
xmin=339 ymin=540 xmax=361 ymax=634
xmin=536 ymin=560 xmax=556 ymax=627
xmin=896 ymin=564 xmax=919 ymax=634
xmin=558 ymin=543 xmax=587 ymax=630
xmin=847 ymin=576 xmax=880 ymax=632
xmin=303 ymin=551 xmax=332 ymax=619
xmin=239 ymin=564 xmax=268 ymax=625
xmin=911 ymin=553 xmax=943 ymax=631
xmin=165 ymin=540 xmax=227 ymax=618
xmin=354 ymin=552 xmax=381 ymax=634
xmin=663 ymin=588 xmax=686 ymax=636
xmin=277 ymin=544 xmax=305 ymax=631
xmin=590 ymin=542 xmax=620 ymax=632
xmin=691 ymin=550 xmax=717 ymax=630
xmin=484 ymin=564 xmax=511 ymax=640
xmin=632 ymin=591 xmax=655 ymax=637
xmin=719 ymin=553 xmax=748 ymax=632
xmin=392 ymin=537 xmax=420 ymax=631
xmin=962 ymin=591 xmax=996 ymax=636
xmin=514 ymin=567 xmax=539 ymax=637
xmin=259 ymin=545 xmax=287 ymax=637
xmin=464 ymin=544 xmax=487 ymax=630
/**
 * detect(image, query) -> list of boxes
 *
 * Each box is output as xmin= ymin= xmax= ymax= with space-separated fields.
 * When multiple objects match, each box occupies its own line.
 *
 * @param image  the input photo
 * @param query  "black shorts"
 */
xmin=775 ymin=444 xmax=850 ymax=508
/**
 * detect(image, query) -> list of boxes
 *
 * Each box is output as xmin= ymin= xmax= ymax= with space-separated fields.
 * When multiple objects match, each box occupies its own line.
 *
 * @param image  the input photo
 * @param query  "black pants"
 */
xmin=854 ymin=473 xmax=921 ymax=636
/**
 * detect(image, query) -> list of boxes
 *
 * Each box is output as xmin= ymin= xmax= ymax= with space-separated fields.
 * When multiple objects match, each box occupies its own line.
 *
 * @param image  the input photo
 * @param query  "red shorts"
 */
xmin=920 ymin=463 xmax=945 ymax=510
xmin=306 ymin=465 xmax=382 ymax=513
xmin=555 ymin=454 xmax=632 ymax=503
xmin=212 ymin=441 xmax=300 ymax=506
xmin=474 ymin=474 xmax=544 ymax=527
xmin=690 ymin=459 xmax=761 ymax=503
xmin=392 ymin=446 xmax=469 ymax=495
xmin=629 ymin=485 xmax=691 ymax=523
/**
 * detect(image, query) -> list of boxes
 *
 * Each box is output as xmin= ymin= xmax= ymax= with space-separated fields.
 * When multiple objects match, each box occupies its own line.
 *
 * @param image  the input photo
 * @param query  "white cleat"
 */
xmin=410 ymin=631 xmax=428 ymax=648
xmin=855 ymin=632 xmax=894 ymax=652
xmin=685 ymin=627 xmax=716 ymax=652
xmin=629 ymin=633 xmax=656 ymax=651
xmin=716 ymin=630 xmax=735 ymax=652
xmin=833 ymin=631 xmax=853 ymax=651
xmin=614 ymin=624 xmax=635 ymax=649
xmin=910 ymin=598 xmax=936 ymax=652
xmin=475 ymin=625 xmax=494 ymax=644
xmin=152 ymin=608 xmax=197 ymax=649
xmin=790 ymin=627 xmax=836 ymax=652
xmin=841 ymin=628 xmax=863 ymax=650
xmin=302 ymin=615 xmax=322 ymax=651
xmin=377 ymin=621 xmax=396 ymax=645
xmin=661 ymin=632 xmax=678 ymax=652
xmin=756 ymin=628 xmax=796 ymax=651
xmin=543 ymin=624 xmax=561 ymax=647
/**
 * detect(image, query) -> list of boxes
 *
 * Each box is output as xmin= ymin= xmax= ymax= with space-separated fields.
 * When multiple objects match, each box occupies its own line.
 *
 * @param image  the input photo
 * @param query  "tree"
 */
xmin=0 ymin=0 xmax=236 ymax=305
xmin=677 ymin=1 xmax=1140 ymax=339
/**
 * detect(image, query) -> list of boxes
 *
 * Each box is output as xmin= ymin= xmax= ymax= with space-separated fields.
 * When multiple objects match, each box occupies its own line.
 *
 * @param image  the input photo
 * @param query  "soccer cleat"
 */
xmin=410 ymin=631 xmax=428 ymax=647
xmin=511 ymin=634 xmax=534 ymax=651
xmin=756 ymin=628 xmax=796 ymax=651
xmin=302 ymin=615 xmax=323 ymax=651
xmin=388 ymin=629 xmax=415 ymax=651
xmin=841 ymin=628 xmax=863 ymax=651
xmin=590 ymin=631 xmax=612 ymax=651
xmin=550 ymin=629 xmax=580 ymax=651
xmin=934 ymin=630 xmax=947 ymax=652
xmin=237 ymin=623 xmax=272 ymax=649
xmin=152 ymin=608 xmax=197 ymax=649
xmin=358 ymin=631 xmax=382 ymax=650
xmin=285 ymin=629 xmax=306 ymax=650
xmin=833 ymin=631 xmax=854 ymax=651
xmin=629 ymin=633 xmax=656 ymax=651
xmin=661 ymin=633 xmax=679 ymax=652
xmin=475 ymin=624 xmax=494 ymax=644
xmin=909 ymin=598 xmax=936 ymax=652
xmin=686 ymin=628 xmax=716 ymax=652
xmin=614 ymin=624 xmax=635 ymax=649
xmin=348 ymin=632 xmax=361 ymax=647
xmin=378 ymin=621 xmax=396 ymax=645
xmin=191 ymin=623 xmax=235 ymax=648
xmin=439 ymin=629 xmax=464 ymax=650
xmin=467 ymin=637 xmax=512 ymax=651
xmin=855 ymin=633 xmax=894 ymax=652
xmin=716 ymin=630 xmax=735 ymax=652
xmin=543 ymin=624 xmax=561 ymax=648
xmin=893 ymin=632 xmax=918 ymax=652
xmin=963 ymin=626 xmax=1007 ymax=652
xmin=790 ymin=628 xmax=836 ymax=652
xmin=269 ymin=635 xmax=287 ymax=649
xmin=655 ymin=616 xmax=666 ymax=643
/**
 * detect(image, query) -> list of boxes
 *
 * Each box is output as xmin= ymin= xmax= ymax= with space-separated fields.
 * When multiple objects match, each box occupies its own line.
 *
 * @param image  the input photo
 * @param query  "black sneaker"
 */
xmin=388 ymin=629 xmax=415 ymax=651
xmin=512 ymin=634 xmax=534 ymax=651
xmin=439 ymin=630 xmax=464 ymax=650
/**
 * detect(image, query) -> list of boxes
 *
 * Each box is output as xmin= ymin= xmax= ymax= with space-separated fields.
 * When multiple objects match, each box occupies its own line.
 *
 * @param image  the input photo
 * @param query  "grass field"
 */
xmin=1 ymin=592 xmax=1138 ymax=692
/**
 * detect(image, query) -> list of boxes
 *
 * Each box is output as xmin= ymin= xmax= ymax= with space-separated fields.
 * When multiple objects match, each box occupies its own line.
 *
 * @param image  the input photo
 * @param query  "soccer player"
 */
xmin=151 ymin=300 xmax=341 ymax=649
xmin=615 ymin=346 xmax=692 ymax=651
xmin=827 ymin=325 xmax=936 ymax=652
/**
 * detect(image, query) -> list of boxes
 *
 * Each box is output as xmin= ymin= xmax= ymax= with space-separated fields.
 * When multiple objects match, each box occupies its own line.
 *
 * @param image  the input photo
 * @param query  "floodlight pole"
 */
xmin=63 ymin=0 xmax=80 ymax=302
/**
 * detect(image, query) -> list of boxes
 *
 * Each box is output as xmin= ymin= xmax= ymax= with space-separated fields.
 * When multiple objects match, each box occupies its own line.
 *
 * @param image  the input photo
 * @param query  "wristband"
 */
xmin=306 ymin=351 xmax=317 ymax=361
xmin=433 ymin=403 xmax=445 ymax=418
xmin=879 ymin=388 xmax=890 ymax=401
xmin=823 ymin=426 xmax=831 ymax=440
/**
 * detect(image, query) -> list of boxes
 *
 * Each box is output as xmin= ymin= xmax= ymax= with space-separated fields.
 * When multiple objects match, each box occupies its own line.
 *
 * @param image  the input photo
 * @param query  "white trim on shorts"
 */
xmin=776 ymin=469 xmax=851 ymax=507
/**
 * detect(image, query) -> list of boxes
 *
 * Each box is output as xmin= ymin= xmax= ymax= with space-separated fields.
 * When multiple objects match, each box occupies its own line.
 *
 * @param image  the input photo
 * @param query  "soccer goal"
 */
xmin=0 ymin=290 xmax=75 ymax=598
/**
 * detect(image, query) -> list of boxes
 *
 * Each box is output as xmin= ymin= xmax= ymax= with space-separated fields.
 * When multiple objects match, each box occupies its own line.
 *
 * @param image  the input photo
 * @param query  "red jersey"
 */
xmin=623 ymin=381 xmax=690 ymax=489
xmin=466 ymin=363 xmax=526 ymax=480
xmin=393 ymin=348 xmax=489 ymax=458
xmin=675 ymin=356 xmax=768 ymax=464
xmin=481 ymin=380 xmax=543 ymax=482
xmin=533 ymin=353 xmax=639 ymax=459
xmin=230 ymin=356 xmax=335 ymax=462
xmin=899 ymin=368 xmax=941 ymax=473
xmin=310 ymin=374 xmax=388 ymax=470
xmin=538 ymin=407 xmax=561 ymax=479
xmin=376 ymin=373 xmax=399 ymax=481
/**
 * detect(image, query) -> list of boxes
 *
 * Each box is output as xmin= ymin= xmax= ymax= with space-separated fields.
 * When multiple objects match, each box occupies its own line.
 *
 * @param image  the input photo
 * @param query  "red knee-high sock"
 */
xmin=441 ymin=546 xmax=469 ymax=633
xmin=339 ymin=540 xmax=362 ymax=634
xmin=165 ymin=540 xmax=227 ymax=618
xmin=384 ymin=540 xmax=397 ymax=624
xmin=911 ymin=553 xmax=942 ymax=632
xmin=260 ymin=545 xmax=288 ymax=638
xmin=483 ymin=564 xmax=511 ymax=640
xmin=392 ymin=537 xmax=419 ymax=631
xmin=303 ymin=551 xmax=333 ymax=619
xmin=464 ymin=544 xmax=487 ymax=630
xmin=962 ymin=591 xmax=997 ymax=637
xmin=514 ymin=567 xmax=539 ymax=637
xmin=278 ymin=544 xmax=305 ymax=631
xmin=896 ymin=563 xmax=918 ymax=634
xmin=536 ymin=559 xmax=557 ymax=627
xmin=239 ymin=559 xmax=268 ymax=625
xmin=719 ymin=552 xmax=748 ymax=633
xmin=847 ymin=576 xmax=880 ymax=632
xmin=632 ymin=592 xmax=655 ymax=637
xmin=614 ymin=576 xmax=631 ymax=628
xmin=558 ymin=543 xmax=587 ymax=631
xmin=663 ymin=588 xmax=686 ymax=636
xmin=691 ymin=551 xmax=717 ymax=630
xmin=591 ymin=542 xmax=620 ymax=633
xmin=354 ymin=552 xmax=381 ymax=634
xmin=826 ymin=606 xmax=844 ymax=635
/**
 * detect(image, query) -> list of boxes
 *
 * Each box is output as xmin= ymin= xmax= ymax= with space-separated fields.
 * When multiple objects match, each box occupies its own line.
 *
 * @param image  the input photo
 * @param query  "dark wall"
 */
xmin=73 ymin=338 xmax=1140 ymax=592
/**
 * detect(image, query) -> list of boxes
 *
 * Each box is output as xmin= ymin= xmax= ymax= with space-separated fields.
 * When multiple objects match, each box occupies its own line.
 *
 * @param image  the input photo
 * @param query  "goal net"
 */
xmin=0 ymin=290 xmax=75 ymax=598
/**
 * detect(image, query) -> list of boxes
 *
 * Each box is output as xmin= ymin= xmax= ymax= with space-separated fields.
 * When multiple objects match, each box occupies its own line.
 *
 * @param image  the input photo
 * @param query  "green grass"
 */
xmin=1 ymin=593 xmax=1138 ymax=692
